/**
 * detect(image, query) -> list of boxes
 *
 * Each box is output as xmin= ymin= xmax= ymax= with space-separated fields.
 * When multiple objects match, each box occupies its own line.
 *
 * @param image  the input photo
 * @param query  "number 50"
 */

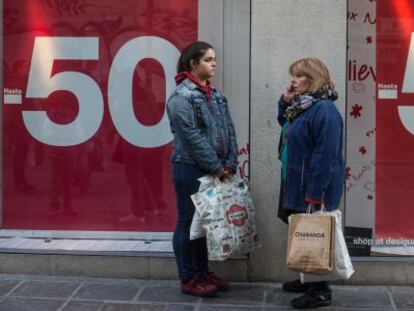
xmin=24 ymin=36 xmax=179 ymax=147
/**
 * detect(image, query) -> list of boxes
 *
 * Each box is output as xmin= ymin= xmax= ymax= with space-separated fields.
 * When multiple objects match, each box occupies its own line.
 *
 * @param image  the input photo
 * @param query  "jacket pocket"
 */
xmin=285 ymin=164 xmax=306 ymax=210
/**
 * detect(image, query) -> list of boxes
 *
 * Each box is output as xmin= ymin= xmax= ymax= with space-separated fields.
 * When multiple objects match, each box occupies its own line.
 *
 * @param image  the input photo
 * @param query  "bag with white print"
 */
xmin=191 ymin=175 xmax=259 ymax=261
xmin=189 ymin=176 xmax=216 ymax=240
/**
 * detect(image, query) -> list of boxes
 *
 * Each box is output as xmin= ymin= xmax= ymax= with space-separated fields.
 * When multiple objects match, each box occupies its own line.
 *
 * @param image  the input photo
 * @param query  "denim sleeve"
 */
xmin=223 ymin=97 xmax=239 ymax=172
xmin=277 ymin=96 xmax=289 ymax=127
xmin=167 ymin=94 xmax=223 ymax=174
xmin=306 ymin=102 xmax=343 ymax=201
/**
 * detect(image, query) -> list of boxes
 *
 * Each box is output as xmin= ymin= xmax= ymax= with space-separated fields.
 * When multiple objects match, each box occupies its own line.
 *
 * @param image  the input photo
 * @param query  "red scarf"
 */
xmin=174 ymin=71 xmax=212 ymax=100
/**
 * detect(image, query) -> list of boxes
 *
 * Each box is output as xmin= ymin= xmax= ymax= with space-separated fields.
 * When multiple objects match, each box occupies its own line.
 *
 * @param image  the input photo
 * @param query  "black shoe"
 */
xmin=291 ymin=292 xmax=332 ymax=309
xmin=282 ymin=279 xmax=310 ymax=293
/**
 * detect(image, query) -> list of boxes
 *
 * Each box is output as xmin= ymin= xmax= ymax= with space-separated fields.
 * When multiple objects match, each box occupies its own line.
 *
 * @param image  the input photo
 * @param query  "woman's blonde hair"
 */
xmin=289 ymin=58 xmax=334 ymax=93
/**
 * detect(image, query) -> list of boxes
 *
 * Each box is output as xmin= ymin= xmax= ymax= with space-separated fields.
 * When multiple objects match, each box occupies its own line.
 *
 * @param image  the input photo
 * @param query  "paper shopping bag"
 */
xmin=287 ymin=212 xmax=335 ymax=274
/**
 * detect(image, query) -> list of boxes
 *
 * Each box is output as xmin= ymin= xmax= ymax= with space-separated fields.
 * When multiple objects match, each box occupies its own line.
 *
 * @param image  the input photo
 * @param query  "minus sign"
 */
xmin=4 ymin=94 xmax=22 ymax=104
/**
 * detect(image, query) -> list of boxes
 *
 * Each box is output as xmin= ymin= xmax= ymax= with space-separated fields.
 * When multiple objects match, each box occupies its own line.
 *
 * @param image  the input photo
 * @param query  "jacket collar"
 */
xmin=175 ymin=72 xmax=215 ymax=99
xmin=181 ymin=78 xmax=215 ymax=90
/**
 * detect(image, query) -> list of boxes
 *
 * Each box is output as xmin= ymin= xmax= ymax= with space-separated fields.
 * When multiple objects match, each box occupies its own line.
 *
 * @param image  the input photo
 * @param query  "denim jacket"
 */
xmin=167 ymin=79 xmax=238 ymax=174
xmin=277 ymin=97 xmax=345 ymax=212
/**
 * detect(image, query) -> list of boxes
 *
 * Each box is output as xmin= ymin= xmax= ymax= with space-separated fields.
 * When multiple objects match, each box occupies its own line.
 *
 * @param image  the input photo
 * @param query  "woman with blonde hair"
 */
xmin=277 ymin=58 xmax=344 ymax=309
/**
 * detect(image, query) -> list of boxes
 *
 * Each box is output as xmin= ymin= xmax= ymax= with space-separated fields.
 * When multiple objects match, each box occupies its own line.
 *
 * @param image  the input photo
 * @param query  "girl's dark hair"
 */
xmin=177 ymin=41 xmax=214 ymax=73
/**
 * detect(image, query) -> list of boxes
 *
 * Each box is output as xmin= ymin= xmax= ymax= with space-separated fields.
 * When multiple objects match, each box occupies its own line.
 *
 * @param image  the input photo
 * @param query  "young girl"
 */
xmin=167 ymin=41 xmax=238 ymax=297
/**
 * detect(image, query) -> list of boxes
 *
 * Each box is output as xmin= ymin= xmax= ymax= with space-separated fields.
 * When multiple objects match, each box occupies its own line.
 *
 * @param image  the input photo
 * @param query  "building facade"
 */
xmin=1 ymin=0 xmax=414 ymax=283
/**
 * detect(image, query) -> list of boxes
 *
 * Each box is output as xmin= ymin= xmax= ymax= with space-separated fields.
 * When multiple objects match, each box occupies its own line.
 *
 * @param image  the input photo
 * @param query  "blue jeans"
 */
xmin=172 ymin=162 xmax=209 ymax=282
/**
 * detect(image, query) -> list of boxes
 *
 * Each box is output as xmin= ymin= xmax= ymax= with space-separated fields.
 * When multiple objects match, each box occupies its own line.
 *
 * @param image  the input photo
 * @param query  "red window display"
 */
xmin=346 ymin=0 xmax=414 ymax=256
xmin=2 ymin=0 xmax=197 ymax=231
xmin=376 ymin=0 xmax=414 ymax=239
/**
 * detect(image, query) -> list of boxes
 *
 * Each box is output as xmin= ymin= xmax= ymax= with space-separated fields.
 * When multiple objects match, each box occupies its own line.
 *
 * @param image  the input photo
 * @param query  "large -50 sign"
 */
xmin=3 ymin=0 xmax=197 ymax=232
xmin=376 ymin=0 xmax=414 ymax=239
xmin=23 ymin=36 xmax=178 ymax=148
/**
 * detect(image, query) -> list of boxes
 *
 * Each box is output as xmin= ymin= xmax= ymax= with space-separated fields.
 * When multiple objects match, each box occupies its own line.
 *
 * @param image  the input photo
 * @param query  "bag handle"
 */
xmin=306 ymin=204 xmax=327 ymax=214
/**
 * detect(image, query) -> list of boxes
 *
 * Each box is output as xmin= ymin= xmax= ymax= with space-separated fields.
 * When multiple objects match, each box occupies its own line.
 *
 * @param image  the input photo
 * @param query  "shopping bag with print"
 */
xmin=191 ymin=175 xmax=259 ymax=261
xmin=189 ymin=176 xmax=215 ymax=240
xmin=286 ymin=206 xmax=335 ymax=274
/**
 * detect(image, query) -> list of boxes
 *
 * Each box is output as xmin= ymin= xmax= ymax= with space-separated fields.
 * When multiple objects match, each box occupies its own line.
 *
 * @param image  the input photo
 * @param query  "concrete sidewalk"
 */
xmin=0 ymin=273 xmax=411 ymax=311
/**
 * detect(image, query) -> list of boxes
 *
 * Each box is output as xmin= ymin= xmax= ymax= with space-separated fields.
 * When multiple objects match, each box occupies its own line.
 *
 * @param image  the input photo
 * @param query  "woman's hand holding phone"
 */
xmin=283 ymin=84 xmax=295 ymax=103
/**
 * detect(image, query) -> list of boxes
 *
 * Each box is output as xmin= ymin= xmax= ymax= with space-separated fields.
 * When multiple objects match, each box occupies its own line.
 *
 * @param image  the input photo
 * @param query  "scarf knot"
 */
xmin=284 ymin=88 xmax=338 ymax=122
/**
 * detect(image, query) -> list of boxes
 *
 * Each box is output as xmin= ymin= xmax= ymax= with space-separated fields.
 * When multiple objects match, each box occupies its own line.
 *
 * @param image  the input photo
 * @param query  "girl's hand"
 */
xmin=223 ymin=168 xmax=233 ymax=179
xmin=214 ymin=168 xmax=224 ymax=179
